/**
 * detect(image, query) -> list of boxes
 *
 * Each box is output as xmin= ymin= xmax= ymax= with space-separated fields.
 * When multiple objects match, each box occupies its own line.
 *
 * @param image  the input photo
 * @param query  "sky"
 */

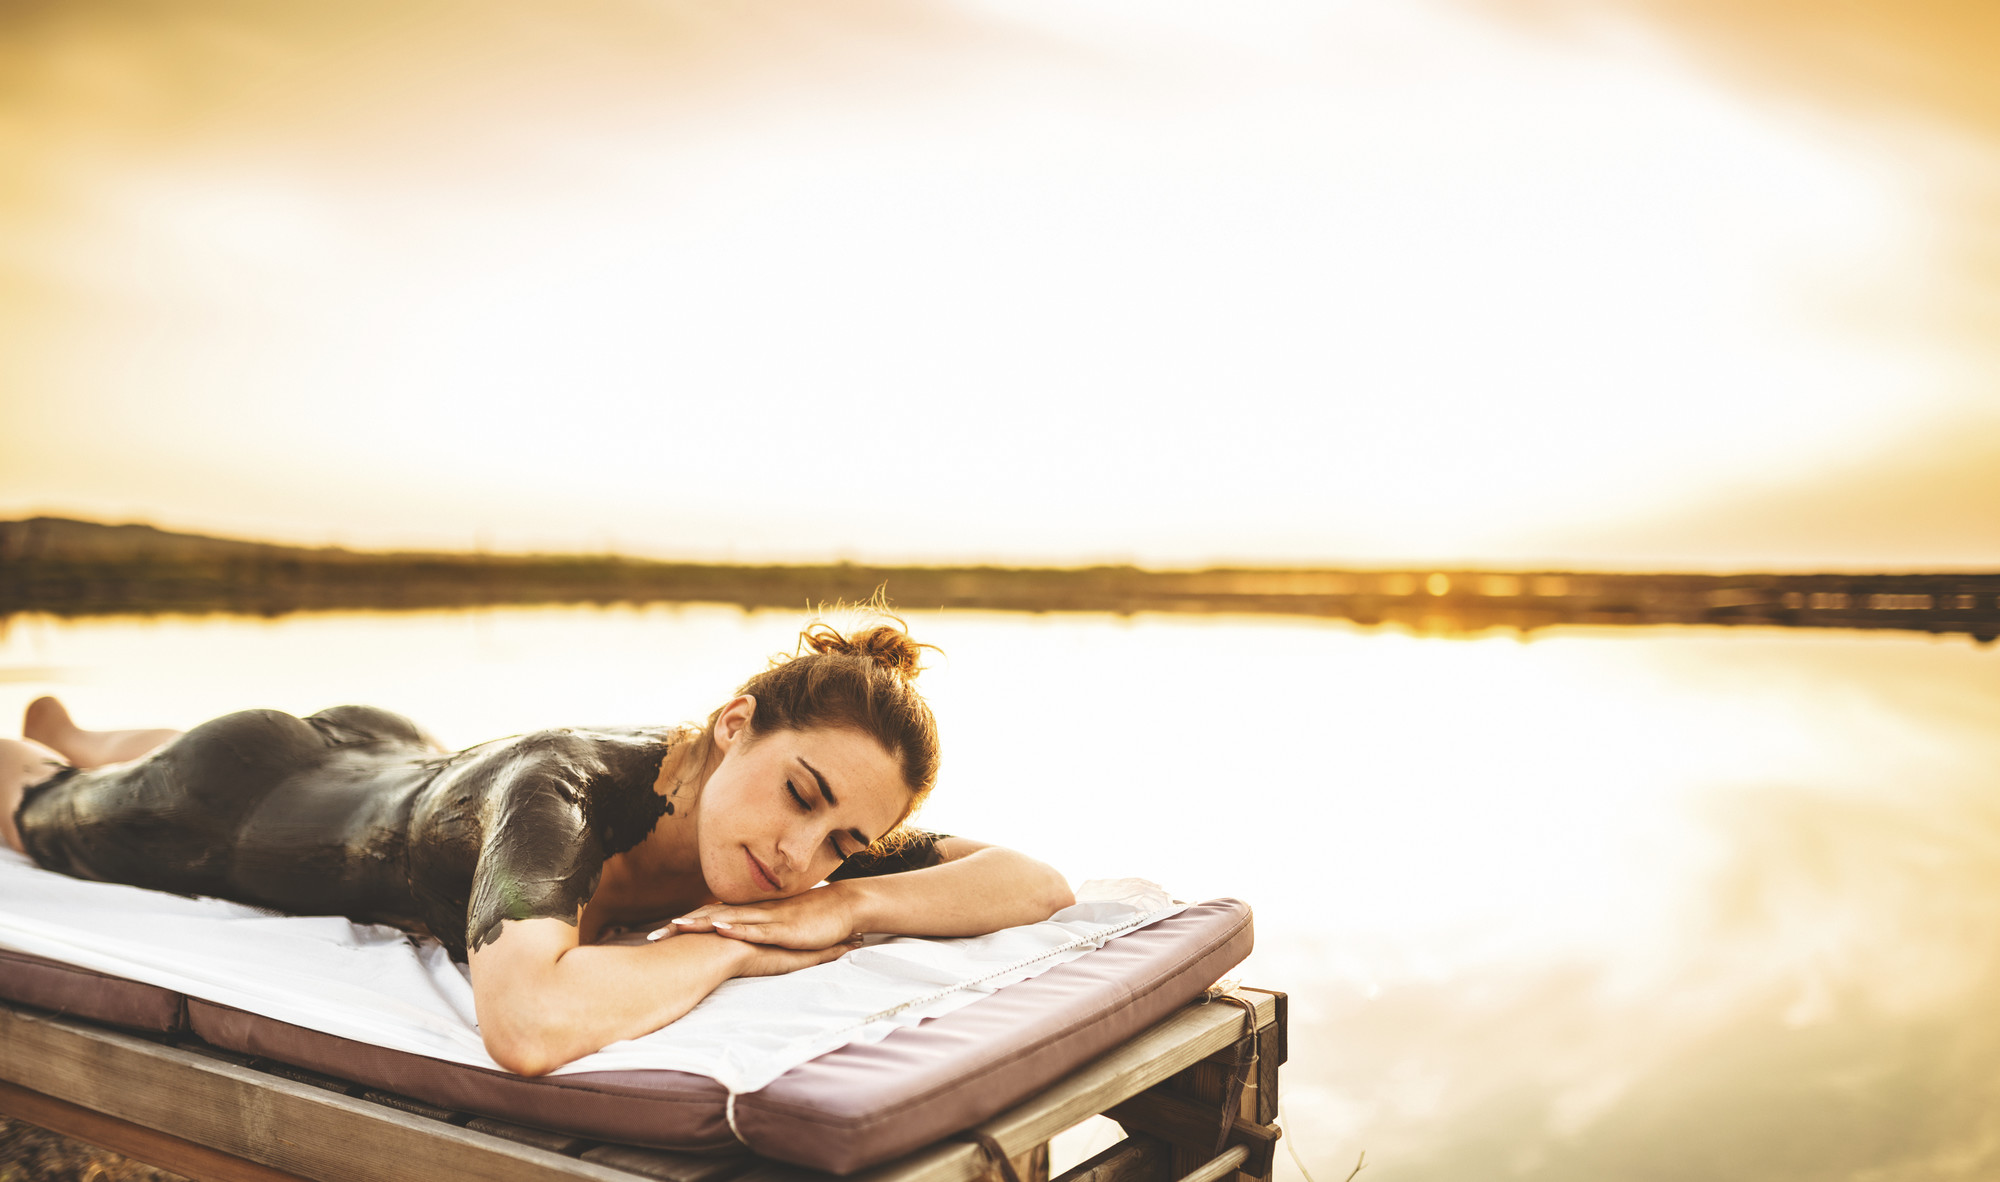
xmin=2 ymin=0 xmax=1997 ymax=570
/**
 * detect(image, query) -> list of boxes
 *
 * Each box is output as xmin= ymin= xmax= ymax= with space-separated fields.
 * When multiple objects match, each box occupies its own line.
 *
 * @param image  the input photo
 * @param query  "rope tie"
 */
xmin=1202 ymin=982 xmax=1260 ymax=1071
xmin=725 ymin=1091 xmax=746 ymax=1145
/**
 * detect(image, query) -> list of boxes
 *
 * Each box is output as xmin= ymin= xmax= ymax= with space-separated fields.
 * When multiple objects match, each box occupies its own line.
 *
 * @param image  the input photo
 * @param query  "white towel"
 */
xmin=0 ymin=849 xmax=1180 ymax=1093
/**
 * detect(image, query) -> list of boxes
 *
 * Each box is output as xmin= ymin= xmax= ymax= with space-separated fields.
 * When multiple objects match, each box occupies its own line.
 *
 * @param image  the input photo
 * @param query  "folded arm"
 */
xmin=669 ymin=837 xmax=1075 ymax=949
xmin=468 ymin=916 xmax=849 ymax=1076
xmin=469 ymin=838 xmax=1071 ymax=1074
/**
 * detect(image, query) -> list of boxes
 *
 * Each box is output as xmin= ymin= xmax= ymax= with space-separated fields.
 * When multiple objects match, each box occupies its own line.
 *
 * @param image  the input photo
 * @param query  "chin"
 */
xmin=698 ymin=854 xmax=748 ymax=904
xmin=713 ymin=872 xmax=761 ymax=905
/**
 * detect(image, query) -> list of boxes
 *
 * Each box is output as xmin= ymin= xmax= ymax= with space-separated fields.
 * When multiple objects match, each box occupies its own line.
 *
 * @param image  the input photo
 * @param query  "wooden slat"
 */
xmin=1103 ymin=1090 xmax=1222 ymax=1148
xmin=257 ymin=1060 xmax=368 ymax=1097
xmin=1220 ymin=1121 xmax=1280 ymax=1182
xmin=466 ymin=1116 xmax=591 ymax=1155
xmin=172 ymin=1037 xmax=260 ymax=1068
xmin=1009 ymin=1142 xmax=1050 ymax=1182
xmin=0 ymin=1005 xmax=645 ymax=1182
xmin=1172 ymin=1146 xmax=1247 ymax=1182
xmin=728 ymin=1162 xmax=821 ymax=1182
xmin=1049 ymin=1134 xmax=1169 ymax=1182
xmin=820 ymin=991 xmax=1279 ymax=1182
xmin=361 ymin=1088 xmax=466 ymax=1123
xmin=0 ymin=1076 xmax=313 ymax=1182
xmin=1138 ymin=1032 xmax=1254 ymax=1178
xmin=975 ymin=993 xmax=1276 ymax=1168
xmin=578 ymin=1144 xmax=752 ymax=1182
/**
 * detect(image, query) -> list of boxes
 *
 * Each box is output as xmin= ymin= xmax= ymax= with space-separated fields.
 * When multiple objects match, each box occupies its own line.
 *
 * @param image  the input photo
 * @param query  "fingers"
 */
xmin=708 ymin=920 xmax=785 ymax=945
xmin=816 ymin=939 xmax=860 ymax=965
xmin=806 ymin=937 xmax=862 ymax=966
xmin=661 ymin=895 xmax=846 ymax=948
xmin=704 ymin=918 xmax=859 ymax=951
xmin=658 ymin=909 xmax=775 ymax=942
xmin=667 ymin=905 xmax=774 ymax=935
xmin=735 ymin=936 xmax=861 ymax=979
xmin=642 ymin=906 xmax=762 ymax=942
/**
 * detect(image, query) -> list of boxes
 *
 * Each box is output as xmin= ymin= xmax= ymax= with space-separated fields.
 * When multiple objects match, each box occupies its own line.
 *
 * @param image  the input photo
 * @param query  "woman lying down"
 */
xmin=0 ymin=614 xmax=1073 ymax=1076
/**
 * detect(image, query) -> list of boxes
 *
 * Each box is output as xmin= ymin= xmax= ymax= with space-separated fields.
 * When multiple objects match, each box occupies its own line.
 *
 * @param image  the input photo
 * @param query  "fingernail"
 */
xmin=671 ymin=917 xmax=695 ymax=924
xmin=712 ymin=921 xmax=733 ymax=931
xmin=646 ymin=928 xmax=668 ymax=942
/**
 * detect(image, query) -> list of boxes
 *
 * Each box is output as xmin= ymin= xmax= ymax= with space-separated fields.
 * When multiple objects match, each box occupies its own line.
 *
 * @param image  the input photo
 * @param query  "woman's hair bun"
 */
xmin=721 ymin=600 xmax=942 ymax=800
xmin=801 ymin=620 xmax=928 ymax=680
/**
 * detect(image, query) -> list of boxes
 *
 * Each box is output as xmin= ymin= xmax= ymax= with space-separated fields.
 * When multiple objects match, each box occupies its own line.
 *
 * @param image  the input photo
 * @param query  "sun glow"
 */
xmin=0 ymin=0 xmax=1984 ymax=566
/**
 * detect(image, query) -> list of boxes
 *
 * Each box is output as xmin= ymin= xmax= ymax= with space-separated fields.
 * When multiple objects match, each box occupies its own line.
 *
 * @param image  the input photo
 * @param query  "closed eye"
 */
xmin=786 ymin=780 xmax=811 ymax=812
xmin=831 ymin=826 xmax=871 ymax=862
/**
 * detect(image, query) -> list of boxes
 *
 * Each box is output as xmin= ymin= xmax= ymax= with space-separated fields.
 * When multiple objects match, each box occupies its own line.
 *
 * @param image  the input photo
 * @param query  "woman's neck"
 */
xmin=604 ymin=728 xmax=713 ymax=907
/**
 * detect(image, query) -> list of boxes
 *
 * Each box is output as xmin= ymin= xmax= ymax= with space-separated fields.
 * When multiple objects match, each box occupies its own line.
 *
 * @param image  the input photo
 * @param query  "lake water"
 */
xmin=4 ymin=605 xmax=1999 ymax=1182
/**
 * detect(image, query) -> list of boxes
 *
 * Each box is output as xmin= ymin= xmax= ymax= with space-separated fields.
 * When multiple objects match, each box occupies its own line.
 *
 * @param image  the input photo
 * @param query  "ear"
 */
xmin=713 ymin=695 xmax=757 ymax=752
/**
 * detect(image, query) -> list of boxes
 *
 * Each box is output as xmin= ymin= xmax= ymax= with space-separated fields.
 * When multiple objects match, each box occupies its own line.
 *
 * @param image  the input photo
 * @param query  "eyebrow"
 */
xmin=800 ymin=758 xmax=837 ymax=806
xmin=800 ymin=758 xmax=873 ymax=850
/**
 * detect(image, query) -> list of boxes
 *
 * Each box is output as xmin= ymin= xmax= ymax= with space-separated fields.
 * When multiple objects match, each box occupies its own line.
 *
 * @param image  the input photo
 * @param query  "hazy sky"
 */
xmin=3 ymin=0 xmax=1996 ymax=569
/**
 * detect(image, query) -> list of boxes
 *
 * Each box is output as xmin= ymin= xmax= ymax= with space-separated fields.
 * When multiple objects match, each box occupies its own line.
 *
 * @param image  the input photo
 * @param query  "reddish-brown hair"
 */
xmin=703 ymin=613 xmax=941 ymax=829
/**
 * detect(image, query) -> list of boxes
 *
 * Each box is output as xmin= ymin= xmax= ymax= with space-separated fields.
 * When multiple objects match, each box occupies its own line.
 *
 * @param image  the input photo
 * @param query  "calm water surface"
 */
xmin=4 ymin=606 xmax=1998 ymax=1182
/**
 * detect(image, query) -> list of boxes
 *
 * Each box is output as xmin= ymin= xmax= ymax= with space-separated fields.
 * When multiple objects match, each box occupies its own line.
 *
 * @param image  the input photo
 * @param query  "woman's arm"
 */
xmin=668 ymin=837 xmax=1075 ymax=949
xmin=468 ymin=916 xmax=848 ymax=1076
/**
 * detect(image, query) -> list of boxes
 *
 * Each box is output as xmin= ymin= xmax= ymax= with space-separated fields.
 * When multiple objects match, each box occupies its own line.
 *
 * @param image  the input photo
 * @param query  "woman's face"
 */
xmin=696 ymin=697 xmax=912 ymax=903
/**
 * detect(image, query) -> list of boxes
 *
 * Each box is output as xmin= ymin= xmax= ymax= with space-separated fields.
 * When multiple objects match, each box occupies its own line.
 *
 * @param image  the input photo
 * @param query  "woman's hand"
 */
xmin=731 ymin=935 xmax=861 ymax=976
xmin=661 ymin=884 xmax=859 ymax=949
xmin=663 ymin=839 xmax=1075 ymax=949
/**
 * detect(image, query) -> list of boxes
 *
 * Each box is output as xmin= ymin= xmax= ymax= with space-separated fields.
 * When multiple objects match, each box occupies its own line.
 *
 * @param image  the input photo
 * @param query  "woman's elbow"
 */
xmin=1028 ymin=863 xmax=1075 ymax=918
xmin=481 ymin=1020 xmax=568 ymax=1077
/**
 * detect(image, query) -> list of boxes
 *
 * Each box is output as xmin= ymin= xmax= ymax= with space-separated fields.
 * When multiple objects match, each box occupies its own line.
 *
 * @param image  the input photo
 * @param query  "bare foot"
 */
xmin=22 ymin=696 xmax=180 ymax=769
xmin=22 ymin=696 xmax=76 ymax=751
xmin=1 ymin=736 xmax=67 ymax=854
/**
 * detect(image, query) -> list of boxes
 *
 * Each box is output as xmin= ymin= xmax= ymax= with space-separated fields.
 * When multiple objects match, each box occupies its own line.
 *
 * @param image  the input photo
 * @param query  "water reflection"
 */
xmin=2 ymin=607 xmax=1997 ymax=1180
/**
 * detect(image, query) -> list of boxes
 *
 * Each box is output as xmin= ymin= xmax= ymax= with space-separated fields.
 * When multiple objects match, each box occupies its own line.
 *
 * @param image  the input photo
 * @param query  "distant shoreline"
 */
xmin=3 ymin=517 xmax=1997 ymax=642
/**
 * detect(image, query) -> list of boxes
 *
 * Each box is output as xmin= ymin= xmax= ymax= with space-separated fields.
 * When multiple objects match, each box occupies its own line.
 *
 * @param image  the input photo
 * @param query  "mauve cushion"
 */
xmin=0 ymin=946 xmax=186 ymax=1032
xmin=737 ymin=898 xmax=1254 ymax=1172
xmin=189 ymin=1001 xmax=740 ymax=1151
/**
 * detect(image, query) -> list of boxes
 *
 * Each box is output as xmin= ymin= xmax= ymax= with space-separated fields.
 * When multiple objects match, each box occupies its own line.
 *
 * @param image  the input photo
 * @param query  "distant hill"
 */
xmin=1 ymin=517 xmax=1995 ymax=641
xmin=0 ymin=517 xmax=303 ymax=561
xmin=0 ymin=517 xmax=514 ymax=564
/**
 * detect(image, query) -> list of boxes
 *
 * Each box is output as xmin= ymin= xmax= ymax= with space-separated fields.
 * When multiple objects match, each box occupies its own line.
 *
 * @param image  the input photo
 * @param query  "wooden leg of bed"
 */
xmin=1007 ymin=1141 xmax=1050 ymax=1182
xmin=1221 ymin=1122 xmax=1280 ymax=1182
xmin=1049 ymin=1132 xmax=1171 ymax=1182
xmin=1168 ymin=1145 xmax=1249 ymax=1182
xmin=1102 ymin=987 xmax=1289 ymax=1182
xmin=0 ymin=1077 xmax=314 ymax=1182
xmin=1236 ymin=989 xmax=1288 ymax=1127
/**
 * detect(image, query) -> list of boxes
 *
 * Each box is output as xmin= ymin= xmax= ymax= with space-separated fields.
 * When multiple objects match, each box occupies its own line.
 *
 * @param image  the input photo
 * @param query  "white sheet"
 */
xmin=0 ymin=849 xmax=1181 ymax=1093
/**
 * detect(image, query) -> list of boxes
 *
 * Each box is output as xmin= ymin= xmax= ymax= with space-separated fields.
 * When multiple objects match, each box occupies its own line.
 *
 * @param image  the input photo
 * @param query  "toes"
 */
xmin=22 ymin=696 xmax=73 ymax=744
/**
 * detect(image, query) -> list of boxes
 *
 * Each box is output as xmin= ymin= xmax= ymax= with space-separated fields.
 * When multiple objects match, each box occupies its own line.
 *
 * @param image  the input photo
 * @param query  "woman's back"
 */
xmin=17 ymin=705 xmax=686 ymax=959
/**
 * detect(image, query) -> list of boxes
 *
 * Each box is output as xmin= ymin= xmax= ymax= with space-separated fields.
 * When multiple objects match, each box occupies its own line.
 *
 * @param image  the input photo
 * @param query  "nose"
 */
xmin=775 ymin=819 xmax=817 ymax=876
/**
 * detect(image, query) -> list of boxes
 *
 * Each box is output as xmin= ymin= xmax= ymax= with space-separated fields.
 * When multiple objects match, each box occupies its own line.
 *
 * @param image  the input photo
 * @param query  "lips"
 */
xmin=744 ymin=847 xmax=780 ymax=893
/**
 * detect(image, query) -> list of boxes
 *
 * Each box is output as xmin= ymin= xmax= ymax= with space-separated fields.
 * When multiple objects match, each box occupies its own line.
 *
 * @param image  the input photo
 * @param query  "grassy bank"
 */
xmin=3 ymin=518 xmax=1996 ymax=640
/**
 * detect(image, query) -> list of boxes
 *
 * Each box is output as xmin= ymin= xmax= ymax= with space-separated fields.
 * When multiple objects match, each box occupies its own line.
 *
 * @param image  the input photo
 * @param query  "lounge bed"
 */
xmin=0 ymin=899 xmax=1285 ymax=1182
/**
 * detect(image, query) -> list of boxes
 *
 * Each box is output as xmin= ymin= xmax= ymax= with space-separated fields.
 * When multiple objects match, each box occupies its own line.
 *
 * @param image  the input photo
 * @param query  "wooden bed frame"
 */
xmin=0 ymin=986 xmax=1286 ymax=1182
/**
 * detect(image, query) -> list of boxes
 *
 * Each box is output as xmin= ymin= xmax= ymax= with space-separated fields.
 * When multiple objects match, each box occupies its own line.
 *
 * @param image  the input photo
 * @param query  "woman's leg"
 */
xmin=1 ymin=735 xmax=67 ymax=854
xmin=23 ymin=696 xmax=181 ymax=770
